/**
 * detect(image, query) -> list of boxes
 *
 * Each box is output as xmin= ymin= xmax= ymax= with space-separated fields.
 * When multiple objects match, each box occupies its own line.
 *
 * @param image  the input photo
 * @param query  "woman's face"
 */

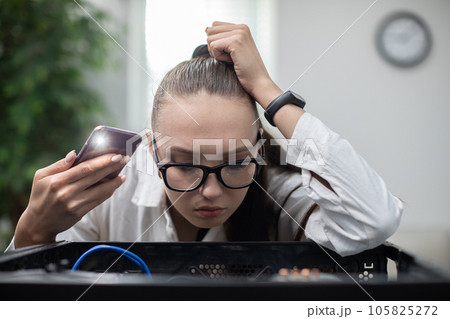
xmin=153 ymin=91 xmax=260 ymax=229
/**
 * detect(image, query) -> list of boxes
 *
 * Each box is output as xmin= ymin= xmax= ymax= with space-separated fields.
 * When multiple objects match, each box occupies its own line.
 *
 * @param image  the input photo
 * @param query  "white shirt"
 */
xmin=7 ymin=113 xmax=403 ymax=257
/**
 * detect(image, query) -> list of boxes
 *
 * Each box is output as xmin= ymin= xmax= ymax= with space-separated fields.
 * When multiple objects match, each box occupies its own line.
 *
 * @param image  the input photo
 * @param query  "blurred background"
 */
xmin=0 ymin=0 xmax=449 ymax=271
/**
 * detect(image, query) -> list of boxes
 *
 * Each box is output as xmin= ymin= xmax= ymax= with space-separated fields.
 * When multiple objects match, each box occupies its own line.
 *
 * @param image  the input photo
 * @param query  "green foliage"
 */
xmin=0 ymin=0 xmax=113 ymax=227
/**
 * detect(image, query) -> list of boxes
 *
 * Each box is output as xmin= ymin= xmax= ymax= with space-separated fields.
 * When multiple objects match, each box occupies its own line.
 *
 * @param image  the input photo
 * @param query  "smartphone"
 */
xmin=72 ymin=126 xmax=142 ymax=180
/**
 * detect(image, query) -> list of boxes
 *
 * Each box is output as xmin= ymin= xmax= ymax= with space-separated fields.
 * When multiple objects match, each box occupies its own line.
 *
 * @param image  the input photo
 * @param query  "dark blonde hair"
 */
xmin=152 ymin=56 xmax=257 ymax=130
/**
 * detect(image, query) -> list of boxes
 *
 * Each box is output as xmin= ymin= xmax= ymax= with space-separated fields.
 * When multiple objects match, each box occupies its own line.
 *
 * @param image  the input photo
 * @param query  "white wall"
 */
xmin=274 ymin=0 xmax=450 ymax=269
xmin=86 ymin=0 xmax=148 ymax=132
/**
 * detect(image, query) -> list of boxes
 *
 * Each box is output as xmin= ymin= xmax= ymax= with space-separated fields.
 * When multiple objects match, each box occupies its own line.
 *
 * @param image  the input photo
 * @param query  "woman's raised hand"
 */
xmin=205 ymin=21 xmax=282 ymax=108
xmin=14 ymin=150 xmax=129 ymax=248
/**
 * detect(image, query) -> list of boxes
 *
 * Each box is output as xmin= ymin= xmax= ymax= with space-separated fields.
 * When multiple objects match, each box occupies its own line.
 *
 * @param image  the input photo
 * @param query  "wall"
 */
xmin=274 ymin=0 xmax=450 ymax=269
xmin=86 ymin=0 xmax=148 ymax=132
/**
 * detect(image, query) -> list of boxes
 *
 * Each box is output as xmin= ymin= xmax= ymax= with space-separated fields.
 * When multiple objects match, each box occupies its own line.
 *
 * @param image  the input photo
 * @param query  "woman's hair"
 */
xmin=152 ymin=54 xmax=256 ymax=130
xmin=151 ymin=45 xmax=292 ymax=241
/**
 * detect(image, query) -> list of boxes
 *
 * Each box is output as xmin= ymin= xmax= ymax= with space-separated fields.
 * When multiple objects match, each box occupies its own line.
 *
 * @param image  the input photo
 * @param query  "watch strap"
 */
xmin=264 ymin=90 xmax=305 ymax=126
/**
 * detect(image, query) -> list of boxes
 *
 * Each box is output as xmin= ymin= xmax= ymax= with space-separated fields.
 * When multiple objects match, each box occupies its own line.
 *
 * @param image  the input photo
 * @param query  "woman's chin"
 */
xmin=190 ymin=213 xmax=227 ymax=229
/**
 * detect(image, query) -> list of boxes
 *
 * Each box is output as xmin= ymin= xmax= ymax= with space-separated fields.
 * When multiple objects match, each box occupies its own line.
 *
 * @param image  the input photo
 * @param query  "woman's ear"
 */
xmin=259 ymin=127 xmax=264 ymax=136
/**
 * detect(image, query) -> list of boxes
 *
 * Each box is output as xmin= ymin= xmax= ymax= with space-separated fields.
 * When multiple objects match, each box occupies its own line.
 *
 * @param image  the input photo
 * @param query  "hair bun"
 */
xmin=192 ymin=44 xmax=211 ymax=58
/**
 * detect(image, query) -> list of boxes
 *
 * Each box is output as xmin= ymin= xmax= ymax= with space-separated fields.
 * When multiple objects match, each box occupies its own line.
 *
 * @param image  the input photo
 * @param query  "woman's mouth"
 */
xmin=195 ymin=206 xmax=225 ymax=218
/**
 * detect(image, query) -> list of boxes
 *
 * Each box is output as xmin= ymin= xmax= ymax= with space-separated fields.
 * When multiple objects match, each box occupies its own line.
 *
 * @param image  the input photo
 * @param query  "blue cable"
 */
xmin=71 ymin=244 xmax=152 ymax=278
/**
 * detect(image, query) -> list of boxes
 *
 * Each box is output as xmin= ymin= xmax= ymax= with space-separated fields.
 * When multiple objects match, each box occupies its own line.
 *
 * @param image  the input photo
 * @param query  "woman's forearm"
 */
xmin=251 ymin=79 xmax=306 ymax=140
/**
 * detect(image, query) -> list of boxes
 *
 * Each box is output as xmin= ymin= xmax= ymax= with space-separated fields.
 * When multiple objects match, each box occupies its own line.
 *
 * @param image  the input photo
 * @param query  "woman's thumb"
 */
xmin=36 ymin=150 xmax=77 ymax=180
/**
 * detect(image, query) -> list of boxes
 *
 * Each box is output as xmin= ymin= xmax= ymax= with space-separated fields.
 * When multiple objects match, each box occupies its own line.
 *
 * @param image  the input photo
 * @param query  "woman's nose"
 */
xmin=198 ymin=173 xmax=223 ymax=199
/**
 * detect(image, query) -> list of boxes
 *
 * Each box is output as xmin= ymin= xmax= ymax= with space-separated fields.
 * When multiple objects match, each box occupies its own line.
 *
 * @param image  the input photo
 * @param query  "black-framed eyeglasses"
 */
xmin=152 ymin=131 xmax=265 ymax=192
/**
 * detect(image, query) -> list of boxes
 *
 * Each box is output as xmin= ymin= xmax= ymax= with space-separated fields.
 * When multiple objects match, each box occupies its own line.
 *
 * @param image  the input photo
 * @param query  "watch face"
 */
xmin=292 ymin=91 xmax=305 ymax=102
xmin=376 ymin=12 xmax=432 ymax=67
xmin=289 ymin=91 xmax=306 ymax=108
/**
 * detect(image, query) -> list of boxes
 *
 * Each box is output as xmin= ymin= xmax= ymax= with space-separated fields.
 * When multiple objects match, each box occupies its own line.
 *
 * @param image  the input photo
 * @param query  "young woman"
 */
xmin=9 ymin=22 xmax=402 ymax=256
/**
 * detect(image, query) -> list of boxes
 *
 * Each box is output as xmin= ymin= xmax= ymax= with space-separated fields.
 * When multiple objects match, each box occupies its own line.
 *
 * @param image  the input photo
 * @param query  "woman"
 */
xmin=9 ymin=22 xmax=402 ymax=256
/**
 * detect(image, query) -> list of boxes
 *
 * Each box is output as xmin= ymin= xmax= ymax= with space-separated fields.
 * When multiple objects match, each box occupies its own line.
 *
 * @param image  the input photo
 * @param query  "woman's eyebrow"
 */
xmin=170 ymin=145 xmax=253 ymax=155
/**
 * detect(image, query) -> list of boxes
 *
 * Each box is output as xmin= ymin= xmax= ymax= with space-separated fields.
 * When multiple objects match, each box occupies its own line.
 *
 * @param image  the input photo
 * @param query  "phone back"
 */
xmin=73 ymin=126 xmax=142 ymax=172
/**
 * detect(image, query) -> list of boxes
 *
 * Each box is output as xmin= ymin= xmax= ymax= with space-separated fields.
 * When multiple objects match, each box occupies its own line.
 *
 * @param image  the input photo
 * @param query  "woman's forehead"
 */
xmin=154 ymin=133 xmax=260 ymax=164
xmin=155 ymin=92 xmax=258 ymax=140
xmin=159 ymin=134 xmax=259 ymax=151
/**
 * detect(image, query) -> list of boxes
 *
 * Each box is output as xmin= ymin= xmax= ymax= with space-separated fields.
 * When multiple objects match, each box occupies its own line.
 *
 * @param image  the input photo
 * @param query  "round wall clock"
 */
xmin=376 ymin=12 xmax=432 ymax=67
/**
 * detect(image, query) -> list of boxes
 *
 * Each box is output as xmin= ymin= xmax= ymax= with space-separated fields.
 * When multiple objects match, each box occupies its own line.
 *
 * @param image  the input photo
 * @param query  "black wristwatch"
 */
xmin=264 ymin=90 xmax=306 ymax=126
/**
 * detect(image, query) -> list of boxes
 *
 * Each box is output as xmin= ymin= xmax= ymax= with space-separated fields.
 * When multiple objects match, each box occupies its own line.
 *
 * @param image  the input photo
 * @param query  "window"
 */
xmin=145 ymin=0 xmax=276 ymax=118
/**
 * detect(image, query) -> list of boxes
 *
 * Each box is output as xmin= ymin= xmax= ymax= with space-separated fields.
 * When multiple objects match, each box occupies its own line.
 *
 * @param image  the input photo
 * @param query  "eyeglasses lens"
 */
xmin=164 ymin=162 xmax=257 ymax=190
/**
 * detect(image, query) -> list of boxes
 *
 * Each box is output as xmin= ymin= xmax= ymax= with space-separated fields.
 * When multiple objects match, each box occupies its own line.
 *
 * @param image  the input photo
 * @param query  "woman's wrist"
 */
xmin=251 ymin=78 xmax=283 ymax=110
xmin=14 ymin=228 xmax=56 ymax=249
xmin=14 ymin=209 xmax=56 ymax=248
xmin=251 ymin=77 xmax=306 ymax=139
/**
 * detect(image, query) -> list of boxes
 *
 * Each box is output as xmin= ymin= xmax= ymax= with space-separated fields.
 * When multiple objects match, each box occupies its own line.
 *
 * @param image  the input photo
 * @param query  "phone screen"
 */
xmin=72 ymin=126 xmax=142 ymax=180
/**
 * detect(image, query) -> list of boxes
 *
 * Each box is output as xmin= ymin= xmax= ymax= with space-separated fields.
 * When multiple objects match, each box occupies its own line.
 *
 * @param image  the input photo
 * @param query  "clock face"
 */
xmin=376 ymin=12 xmax=432 ymax=67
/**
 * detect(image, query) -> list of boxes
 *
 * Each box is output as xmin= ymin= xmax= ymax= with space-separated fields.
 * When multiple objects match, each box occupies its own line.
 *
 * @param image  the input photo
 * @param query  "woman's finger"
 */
xmin=207 ymin=30 xmax=239 ymax=62
xmin=207 ymin=30 xmax=241 ymax=44
xmin=206 ymin=22 xmax=238 ymax=35
xmin=212 ymin=21 xmax=234 ymax=26
xmin=58 ymin=161 xmax=127 ymax=197
xmin=67 ymin=175 xmax=126 ymax=219
xmin=69 ymin=156 xmax=129 ymax=192
xmin=34 ymin=150 xmax=77 ymax=180
xmin=57 ymin=153 xmax=129 ymax=185
xmin=208 ymin=37 xmax=235 ymax=63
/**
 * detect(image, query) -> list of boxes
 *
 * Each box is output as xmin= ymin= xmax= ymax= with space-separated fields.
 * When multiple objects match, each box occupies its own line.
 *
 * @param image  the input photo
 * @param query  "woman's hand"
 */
xmin=206 ymin=21 xmax=305 ymax=138
xmin=206 ymin=21 xmax=283 ymax=108
xmin=14 ymin=150 xmax=129 ymax=248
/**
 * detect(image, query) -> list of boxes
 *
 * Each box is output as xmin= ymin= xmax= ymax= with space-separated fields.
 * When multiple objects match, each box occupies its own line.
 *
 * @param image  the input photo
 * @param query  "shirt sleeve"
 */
xmin=4 ymin=237 xmax=16 ymax=252
xmin=56 ymin=204 xmax=103 ymax=242
xmin=3 ymin=207 xmax=103 ymax=251
xmin=284 ymin=112 xmax=403 ymax=256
